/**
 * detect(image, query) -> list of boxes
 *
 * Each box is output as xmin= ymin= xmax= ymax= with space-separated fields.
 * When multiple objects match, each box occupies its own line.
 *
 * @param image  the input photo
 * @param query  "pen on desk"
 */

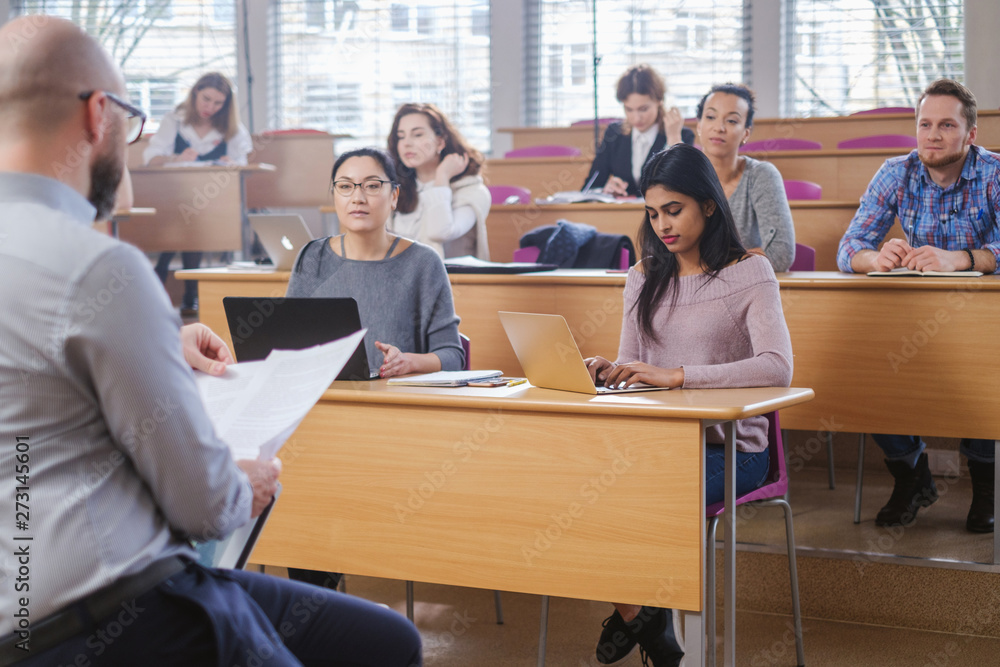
xmin=506 ymin=378 xmax=527 ymax=387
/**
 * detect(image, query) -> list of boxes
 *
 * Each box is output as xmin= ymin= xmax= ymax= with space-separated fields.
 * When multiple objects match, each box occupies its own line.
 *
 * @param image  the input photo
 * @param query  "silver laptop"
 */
xmin=249 ymin=214 xmax=315 ymax=270
xmin=498 ymin=311 xmax=668 ymax=395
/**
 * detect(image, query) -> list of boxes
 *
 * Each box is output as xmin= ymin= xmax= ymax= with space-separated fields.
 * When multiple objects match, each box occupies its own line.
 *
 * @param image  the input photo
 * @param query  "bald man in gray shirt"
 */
xmin=0 ymin=15 xmax=420 ymax=666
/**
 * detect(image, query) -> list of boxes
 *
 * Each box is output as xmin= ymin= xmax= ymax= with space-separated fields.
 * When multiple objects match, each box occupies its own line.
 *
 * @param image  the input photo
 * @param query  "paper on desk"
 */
xmin=194 ymin=329 xmax=366 ymax=460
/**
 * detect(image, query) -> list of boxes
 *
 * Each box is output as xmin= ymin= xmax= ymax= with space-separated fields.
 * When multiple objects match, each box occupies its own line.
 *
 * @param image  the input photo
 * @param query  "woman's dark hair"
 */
xmin=695 ymin=83 xmax=756 ymax=129
xmin=331 ymin=146 xmax=399 ymax=188
xmin=616 ymin=64 xmax=666 ymax=134
xmin=387 ymin=103 xmax=484 ymax=214
xmin=179 ymin=72 xmax=239 ymax=139
xmin=633 ymin=143 xmax=747 ymax=342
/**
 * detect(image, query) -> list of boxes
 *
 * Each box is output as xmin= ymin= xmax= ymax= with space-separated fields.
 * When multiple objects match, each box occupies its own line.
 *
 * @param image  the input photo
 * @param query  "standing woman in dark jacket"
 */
xmin=584 ymin=64 xmax=694 ymax=197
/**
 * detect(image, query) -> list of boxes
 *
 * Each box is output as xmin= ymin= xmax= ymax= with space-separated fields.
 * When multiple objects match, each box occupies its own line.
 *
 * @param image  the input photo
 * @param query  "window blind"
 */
xmin=524 ymin=0 xmax=746 ymax=127
xmin=9 ymin=0 xmax=239 ymax=133
xmin=269 ymin=0 xmax=492 ymax=153
xmin=792 ymin=0 xmax=964 ymax=116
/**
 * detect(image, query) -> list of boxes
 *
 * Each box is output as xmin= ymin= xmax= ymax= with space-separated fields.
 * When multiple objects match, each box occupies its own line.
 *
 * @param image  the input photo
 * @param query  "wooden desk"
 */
xmin=499 ymin=112 xmax=1000 ymax=153
xmin=125 ymin=164 xmax=274 ymax=252
xmin=484 ymin=156 xmax=594 ymax=200
xmin=108 ymin=206 xmax=156 ymax=238
xmin=245 ymin=132 xmax=342 ymax=209
xmin=485 ymin=200 xmax=891 ymax=271
xmin=251 ymin=380 xmax=813 ymax=666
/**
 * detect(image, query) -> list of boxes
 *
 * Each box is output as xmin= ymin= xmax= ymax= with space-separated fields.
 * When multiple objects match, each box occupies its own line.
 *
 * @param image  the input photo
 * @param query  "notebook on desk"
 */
xmin=248 ymin=214 xmax=315 ymax=271
xmin=498 ymin=311 xmax=668 ymax=395
xmin=223 ymin=297 xmax=378 ymax=381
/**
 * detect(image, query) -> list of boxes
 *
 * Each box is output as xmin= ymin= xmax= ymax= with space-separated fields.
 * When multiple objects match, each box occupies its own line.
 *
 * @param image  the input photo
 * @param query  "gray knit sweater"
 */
xmin=728 ymin=157 xmax=796 ymax=272
xmin=616 ymin=254 xmax=793 ymax=452
xmin=286 ymin=238 xmax=464 ymax=374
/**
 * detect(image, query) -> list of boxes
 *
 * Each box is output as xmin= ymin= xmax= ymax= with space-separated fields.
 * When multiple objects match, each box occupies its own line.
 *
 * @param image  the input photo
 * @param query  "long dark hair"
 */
xmin=387 ymin=103 xmax=484 ymax=214
xmin=634 ymin=143 xmax=746 ymax=342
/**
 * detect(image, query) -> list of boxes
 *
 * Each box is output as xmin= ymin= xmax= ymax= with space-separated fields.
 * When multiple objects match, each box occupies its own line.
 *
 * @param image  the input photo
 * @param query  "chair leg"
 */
xmin=494 ymin=590 xmax=504 ymax=625
xmin=406 ymin=580 xmax=414 ymax=622
xmin=775 ymin=498 xmax=806 ymax=667
xmin=537 ymin=595 xmax=549 ymax=667
xmin=827 ymin=431 xmax=836 ymax=490
xmin=854 ymin=433 xmax=866 ymax=524
xmin=706 ymin=516 xmax=719 ymax=667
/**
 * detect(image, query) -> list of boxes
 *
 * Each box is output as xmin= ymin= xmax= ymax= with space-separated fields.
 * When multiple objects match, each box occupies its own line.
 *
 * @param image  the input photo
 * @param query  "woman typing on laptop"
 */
xmin=583 ymin=143 xmax=793 ymax=667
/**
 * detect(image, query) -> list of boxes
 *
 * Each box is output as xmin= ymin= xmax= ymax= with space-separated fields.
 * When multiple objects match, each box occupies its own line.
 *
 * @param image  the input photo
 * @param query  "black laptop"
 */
xmin=222 ymin=297 xmax=377 ymax=381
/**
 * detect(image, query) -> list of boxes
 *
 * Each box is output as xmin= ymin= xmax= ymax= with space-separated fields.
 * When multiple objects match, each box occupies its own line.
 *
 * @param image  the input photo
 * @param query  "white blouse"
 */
xmin=143 ymin=110 xmax=252 ymax=165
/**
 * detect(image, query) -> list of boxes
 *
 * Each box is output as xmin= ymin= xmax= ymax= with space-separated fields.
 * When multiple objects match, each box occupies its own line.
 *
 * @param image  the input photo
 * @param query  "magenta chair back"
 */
xmin=504 ymin=144 xmax=582 ymax=158
xmin=789 ymin=243 xmax=816 ymax=272
xmin=512 ymin=246 xmax=540 ymax=263
xmin=850 ymin=107 xmax=914 ymax=116
xmin=741 ymin=138 xmax=822 ymax=152
xmin=837 ymin=134 xmax=917 ymax=150
xmin=706 ymin=412 xmax=786 ymax=517
xmin=783 ymin=180 xmax=822 ymax=200
xmin=488 ymin=185 xmax=531 ymax=205
xmin=459 ymin=333 xmax=471 ymax=371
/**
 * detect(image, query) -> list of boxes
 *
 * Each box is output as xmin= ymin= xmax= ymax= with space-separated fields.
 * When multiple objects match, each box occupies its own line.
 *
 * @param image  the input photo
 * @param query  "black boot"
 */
xmin=966 ymin=460 xmax=995 ymax=533
xmin=875 ymin=453 xmax=938 ymax=526
xmin=627 ymin=606 xmax=683 ymax=667
xmin=595 ymin=609 xmax=637 ymax=664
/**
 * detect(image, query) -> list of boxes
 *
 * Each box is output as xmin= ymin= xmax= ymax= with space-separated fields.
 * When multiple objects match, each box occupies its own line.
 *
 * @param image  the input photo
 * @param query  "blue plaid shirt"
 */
xmin=837 ymin=145 xmax=1000 ymax=272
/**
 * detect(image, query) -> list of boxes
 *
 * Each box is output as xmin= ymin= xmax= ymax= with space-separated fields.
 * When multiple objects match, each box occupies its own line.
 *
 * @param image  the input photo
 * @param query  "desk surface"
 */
xmin=252 ymin=381 xmax=812 ymax=611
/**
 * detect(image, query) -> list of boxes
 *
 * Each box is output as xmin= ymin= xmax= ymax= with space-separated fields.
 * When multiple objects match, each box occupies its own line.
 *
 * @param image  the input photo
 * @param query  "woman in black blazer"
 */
xmin=584 ymin=64 xmax=694 ymax=197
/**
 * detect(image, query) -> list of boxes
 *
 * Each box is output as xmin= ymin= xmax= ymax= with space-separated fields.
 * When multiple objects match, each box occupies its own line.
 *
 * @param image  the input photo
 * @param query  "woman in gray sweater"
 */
xmin=695 ymin=83 xmax=796 ymax=272
xmin=286 ymin=147 xmax=464 ymax=378
xmin=585 ymin=144 xmax=793 ymax=667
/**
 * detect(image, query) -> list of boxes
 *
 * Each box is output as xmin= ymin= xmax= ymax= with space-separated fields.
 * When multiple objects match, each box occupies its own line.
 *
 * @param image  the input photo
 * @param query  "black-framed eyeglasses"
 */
xmin=79 ymin=91 xmax=147 ymax=144
xmin=332 ymin=179 xmax=395 ymax=197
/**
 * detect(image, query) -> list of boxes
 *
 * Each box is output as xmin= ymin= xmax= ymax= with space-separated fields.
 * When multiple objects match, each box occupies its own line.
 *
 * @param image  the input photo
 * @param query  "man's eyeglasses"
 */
xmin=79 ymin=91 xmax=147 ymax=145
xmin=332 ymin=179 xmax=395 ymax=197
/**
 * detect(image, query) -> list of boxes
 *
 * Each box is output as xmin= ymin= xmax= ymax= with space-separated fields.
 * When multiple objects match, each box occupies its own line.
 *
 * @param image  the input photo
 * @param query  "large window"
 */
xmin=10 ymin=1 xmax=239 ymax=133
xmin=525 ymin=0 xmax=745 ymax=126
xmin=792 ymin=0 xmax=963 ymax=116
xmin=270 ymin=0 xmax=492 ymax=153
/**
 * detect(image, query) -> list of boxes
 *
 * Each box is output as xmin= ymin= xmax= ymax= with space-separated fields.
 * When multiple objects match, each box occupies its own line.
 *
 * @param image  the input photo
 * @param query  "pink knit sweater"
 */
xmin=616 ymin=254 xmax=793 ymax=452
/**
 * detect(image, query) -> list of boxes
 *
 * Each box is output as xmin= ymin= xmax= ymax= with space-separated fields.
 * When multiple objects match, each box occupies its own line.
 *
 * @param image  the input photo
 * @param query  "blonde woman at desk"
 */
xmin=144 ymin=72 xmax=253 ymax=315
xmin=585 ymin=144 xmax=793 ymax=667
xmin=387 ymin=102 xmax=491 ymax=260
xmin=695 ymin=83 xmax=795 ymax=271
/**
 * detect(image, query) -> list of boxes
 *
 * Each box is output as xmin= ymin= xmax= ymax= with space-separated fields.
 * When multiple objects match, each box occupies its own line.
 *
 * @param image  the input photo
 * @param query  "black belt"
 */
xmin=0 ymin=556 xmax=187 ymax=666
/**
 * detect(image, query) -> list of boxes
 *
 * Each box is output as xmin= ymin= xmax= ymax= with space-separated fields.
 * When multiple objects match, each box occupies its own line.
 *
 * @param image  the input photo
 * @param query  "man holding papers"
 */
xmin=0 ymin=16 xmax=420 ymax=666
xmin=836 ymin=79 xmax=998 ymax=532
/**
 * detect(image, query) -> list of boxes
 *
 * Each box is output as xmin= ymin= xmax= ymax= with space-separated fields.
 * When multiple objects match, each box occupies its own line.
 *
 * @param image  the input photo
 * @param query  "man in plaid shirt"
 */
xmin=837 ymin=79 xmax=998 ymax=533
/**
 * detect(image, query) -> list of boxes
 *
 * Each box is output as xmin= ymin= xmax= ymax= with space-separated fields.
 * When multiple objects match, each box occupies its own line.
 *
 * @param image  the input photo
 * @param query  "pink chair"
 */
xmin=740 ymin=138 xmax=822 ymax=152
xmin=570 ymin=117 xmax=621 ymax=126
xmin=488 ymin=185 xmax=531 ymax=205
xmin=783 ymin=180 xmax=822 ymax=200
xmin=837 ymin=134 xmax=917 ymax=150
xmin=705 ymin=412 xmax=805 ymax=667
xmin=789 ymin=243 xmax=816 ymax=272
xmin=850 ymin=107 xmax=914 ymax=116
xmin=504 ymin=144 xmax=582 ymax=158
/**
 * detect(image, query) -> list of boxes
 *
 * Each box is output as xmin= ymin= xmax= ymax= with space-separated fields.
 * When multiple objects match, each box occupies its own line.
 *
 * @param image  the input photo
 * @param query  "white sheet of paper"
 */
xmin=194 ymin=329 xmax=366 ymax=460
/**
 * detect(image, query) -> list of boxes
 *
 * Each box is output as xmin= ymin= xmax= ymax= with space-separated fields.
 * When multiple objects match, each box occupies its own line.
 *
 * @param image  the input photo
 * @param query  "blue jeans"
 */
xmin=704 ymin=444 xmax=771 ymax=506
xmin=20 ymin=562 xmax=422 ymax=667
xmin=872 ymin=434 xmax=996 ymax=464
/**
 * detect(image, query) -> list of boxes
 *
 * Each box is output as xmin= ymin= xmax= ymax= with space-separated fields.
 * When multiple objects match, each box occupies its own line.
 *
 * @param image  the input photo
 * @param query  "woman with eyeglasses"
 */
xmin=144 ymin=72 xmax=253 ymax=314
xmin=387 ymin=103 xmax=492 ymax=260
xmin=286 ymin=147 xmax=464 ymax=378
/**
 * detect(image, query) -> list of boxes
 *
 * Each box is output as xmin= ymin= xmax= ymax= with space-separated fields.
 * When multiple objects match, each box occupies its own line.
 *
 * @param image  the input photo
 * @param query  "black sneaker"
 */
xmin=629 ymin=607 xmax=683 ymax=667
xmin=595 ymin=609 xmax=637 ymax=664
